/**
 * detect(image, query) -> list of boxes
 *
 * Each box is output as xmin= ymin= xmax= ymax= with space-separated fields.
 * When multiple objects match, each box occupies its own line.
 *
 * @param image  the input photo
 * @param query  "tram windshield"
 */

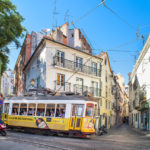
xmin=4 ymin=103 xmax=9 ymax=114
xmin=85 ymin=103 xmax=95 ymax=117
xmin=72 ymin=104 xmax=84 ymax=117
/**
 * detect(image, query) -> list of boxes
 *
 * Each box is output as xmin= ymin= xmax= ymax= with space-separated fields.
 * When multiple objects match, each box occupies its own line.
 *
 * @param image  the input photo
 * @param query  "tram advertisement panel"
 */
xmin=7 ymin=116 xmax=69 ymax=131
xmin=82 ymin=118 xmax=95 ymax=132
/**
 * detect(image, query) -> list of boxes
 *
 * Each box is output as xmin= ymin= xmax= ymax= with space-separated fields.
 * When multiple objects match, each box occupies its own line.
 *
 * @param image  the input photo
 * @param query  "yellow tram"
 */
xmin=2 ymin=94 xmax=98 ymax=138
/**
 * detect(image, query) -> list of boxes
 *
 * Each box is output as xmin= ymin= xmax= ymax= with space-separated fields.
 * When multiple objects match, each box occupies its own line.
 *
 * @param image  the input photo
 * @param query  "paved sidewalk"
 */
xmin=131 ymin=126 xmax=150 ymax=137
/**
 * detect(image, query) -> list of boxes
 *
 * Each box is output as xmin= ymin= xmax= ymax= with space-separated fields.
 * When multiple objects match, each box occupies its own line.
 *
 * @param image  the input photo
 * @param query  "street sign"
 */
xmin=0 ymin=99 xmax=3 ymax=105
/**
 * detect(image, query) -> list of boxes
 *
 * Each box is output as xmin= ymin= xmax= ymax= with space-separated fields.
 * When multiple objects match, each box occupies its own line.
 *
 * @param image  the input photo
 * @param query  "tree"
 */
xmin=0 ymin=0 xmax=25 ymax=49
xmin=0 ymin=0 xmax=25 ymax=91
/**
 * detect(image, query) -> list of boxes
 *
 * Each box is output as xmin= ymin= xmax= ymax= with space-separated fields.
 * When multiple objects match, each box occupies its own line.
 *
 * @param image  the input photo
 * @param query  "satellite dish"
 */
xmin=41 ymin=28 xmax=51 ymax=34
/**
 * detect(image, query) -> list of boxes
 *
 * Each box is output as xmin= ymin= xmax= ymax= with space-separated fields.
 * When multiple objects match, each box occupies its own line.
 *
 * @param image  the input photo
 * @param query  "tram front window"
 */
xmin=4 ymin=103 xmax=9 ymax=114
xmin=86 ymin=104 xmax=94 ymax=117
xmin=12 ymin=103 xmax=19 ymax=115
xmin=37 ymin=104 xmax=45 ymax=116
xmin=28 ymin=103 xmax=36 ymax=116
xmin=72 ymin=104 xmax=84 ymax=117
xmin=46 ymin=104 xmax=55 ymax=117
xmin=20 ymin=103 xmax=27 ymax=115
xmin=56 ymin=104 xmax=66 ymax=118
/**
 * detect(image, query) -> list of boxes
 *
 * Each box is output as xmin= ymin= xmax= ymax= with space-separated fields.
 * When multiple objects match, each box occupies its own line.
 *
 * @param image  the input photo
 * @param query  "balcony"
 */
xmin=53 ymin=56 xmax=101 ymax=77
xmin=54 ymin=81 xmax=101 ymax=97
xmin=54 ymin=81 xmax=71 ymax=92
xmin=73 ymin=84 xmax=101 ymax=97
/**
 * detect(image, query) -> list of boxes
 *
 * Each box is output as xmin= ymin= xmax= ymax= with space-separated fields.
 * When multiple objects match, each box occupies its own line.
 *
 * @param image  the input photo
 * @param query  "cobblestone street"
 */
xmin=0 ymin=124 xmax=150 ymax=150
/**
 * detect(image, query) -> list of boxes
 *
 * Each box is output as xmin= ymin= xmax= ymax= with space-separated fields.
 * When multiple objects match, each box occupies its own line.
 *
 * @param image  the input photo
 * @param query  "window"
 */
xmin=92 ymin=62 xmax=97 ymax=75
xmin=12 ymin=103 xmax=19 ymax=115
xmin=37 ymin=77 xmax=40 ymax=88
xmin=57 ymin=74 xmax=65 ymax=86
xmin=20 ymin=103 xmax=27 ymax=115
xmin=37 ymin=55 xmax=40 ymax=67
xmin=91 ymin=81 xmax=98 ymax=96
xmin=55 ymin=104 xmax=66 ymax=118
xmin=46 ymin=104 xmax=55 ymax=117
xmin=105 ymin=58 xmax=107 ymax=65
xmin=76 ymin=57 xmax=83 ymax=70
xmin=37 ymin=104 xmax=45 ymax=116
xmin=72 ymin=104 xmax=84 ymax=117
xmin=106 ymin=101 xmax=107 ymax=109
xmin=105 ymin=71 xmax=107 ymax=82
xmin=28 ymin=103 xmax=36 ymax=116
xmin=4 ymin=103 xmax=9 ymax=114
xmin=56 ymin=50 xmax=64 ymax=64
xmin=99 ymin=63 xmax=102 ymax=77
xmin=71 ymin=34 xmax=74 ymax=38
xmin=86 ymin=104 xmax=94 ymax=117
xmin=76 ymin=78 xmax=83 ymax=93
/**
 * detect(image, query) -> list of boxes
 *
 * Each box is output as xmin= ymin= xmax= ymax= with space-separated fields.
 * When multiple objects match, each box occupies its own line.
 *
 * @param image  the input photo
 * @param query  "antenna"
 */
xmin=141 ymin=35 xmax=145 ymax=46
xmin=52 ymin=0 xmax=59 ymax=29
xmin=64 ymin=10 xmax=70 ymax=23
xmin=136 ymin=25 xmax=139 ymax=40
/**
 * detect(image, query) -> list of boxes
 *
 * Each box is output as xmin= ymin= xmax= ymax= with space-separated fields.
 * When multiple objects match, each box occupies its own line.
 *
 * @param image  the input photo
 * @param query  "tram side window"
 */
xmin=28 ymin=103 xmax=36 ymax=116
xmin=20 ymin=103 xmax=27 ymax=115
xmin=4 ymin=103 xmax=9 ymax=114
xmin=37 ymin=104 xmax=45 ymax=116
xmin=12 ymin=103 xmax=19 ymax=115
xmin=72 ymin=104 xmax=84 ymax=117
xmin=86 ymin=104 xmax=94 ymax=117
xmin=56 ymin=104 xmax=66 ymax=118
xmin=46 ymin=104 xmax=55 ymax=117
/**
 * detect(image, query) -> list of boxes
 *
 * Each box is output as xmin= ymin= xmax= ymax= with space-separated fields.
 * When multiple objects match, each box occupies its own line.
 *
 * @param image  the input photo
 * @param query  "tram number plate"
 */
xmin=46 ymin=118 xmax=51 ymax=122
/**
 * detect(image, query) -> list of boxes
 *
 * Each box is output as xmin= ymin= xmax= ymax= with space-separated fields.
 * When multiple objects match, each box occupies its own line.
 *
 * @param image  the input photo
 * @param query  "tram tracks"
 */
xmin=6 ymin=132 xmax=71 ymax=150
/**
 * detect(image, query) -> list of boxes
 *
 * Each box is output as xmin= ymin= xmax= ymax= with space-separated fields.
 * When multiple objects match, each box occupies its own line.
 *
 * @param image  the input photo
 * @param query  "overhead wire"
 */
xmin=71 ymin=0 xmax=106 ymax=25
xmin=103 ymin=3 xmax=136 ymax=31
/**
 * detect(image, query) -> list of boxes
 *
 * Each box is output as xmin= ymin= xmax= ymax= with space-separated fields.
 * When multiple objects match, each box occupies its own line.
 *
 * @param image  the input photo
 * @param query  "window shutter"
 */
xmin=57 ymin=74 xmax=60 ymax=85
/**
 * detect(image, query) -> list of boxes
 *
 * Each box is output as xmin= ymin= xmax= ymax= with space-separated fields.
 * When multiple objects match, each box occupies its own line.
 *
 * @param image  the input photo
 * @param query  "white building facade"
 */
xmin=24 ymin=37 xmax=103 ymax=131
xmin=129 ymin=34 xmax=150 ymax=130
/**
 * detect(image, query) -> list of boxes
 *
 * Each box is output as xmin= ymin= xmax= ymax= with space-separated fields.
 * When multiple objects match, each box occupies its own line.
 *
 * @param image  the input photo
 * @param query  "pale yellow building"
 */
xmin=98 ymin=52 xmax=114 ymax=129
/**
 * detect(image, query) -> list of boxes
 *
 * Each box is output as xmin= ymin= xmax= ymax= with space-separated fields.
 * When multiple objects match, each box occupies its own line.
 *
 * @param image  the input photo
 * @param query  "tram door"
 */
xmin=70 ymin=104 xmax=84 ymax=130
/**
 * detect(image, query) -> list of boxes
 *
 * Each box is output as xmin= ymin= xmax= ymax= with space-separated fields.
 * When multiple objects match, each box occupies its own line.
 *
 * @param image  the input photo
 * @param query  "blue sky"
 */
xmin=9 ymin=0 xmax=150 ymax=84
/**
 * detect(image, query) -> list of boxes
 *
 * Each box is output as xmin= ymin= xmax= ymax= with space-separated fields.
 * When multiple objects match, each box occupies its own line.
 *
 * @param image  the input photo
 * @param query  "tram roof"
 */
xmin=5 ymin=95 xmax=98 ymax=102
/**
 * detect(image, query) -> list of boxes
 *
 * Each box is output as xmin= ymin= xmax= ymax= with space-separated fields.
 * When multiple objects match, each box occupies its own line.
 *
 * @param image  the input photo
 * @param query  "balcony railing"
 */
xmin=54 ymin=81 xmax=71 ymax=92
xmin=53 ymin=56 xmax=101 ymax=77
xmin=73 ymin=84 xmax=101 ymax=97
xmin=54 ymin=81 xmax=101 ymax=97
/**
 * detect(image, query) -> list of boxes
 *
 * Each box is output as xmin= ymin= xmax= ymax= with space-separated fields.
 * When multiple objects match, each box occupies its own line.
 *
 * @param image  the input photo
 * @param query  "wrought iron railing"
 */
xmin=53 ymin=56 xmax=101 ymax=77
xmin=54 ymin=80 xmax=71 ymax=92
xmin=73 ymin=84 xmax=101 ymax=97
xmin=54 ymin=81 xmax=101 ymax=97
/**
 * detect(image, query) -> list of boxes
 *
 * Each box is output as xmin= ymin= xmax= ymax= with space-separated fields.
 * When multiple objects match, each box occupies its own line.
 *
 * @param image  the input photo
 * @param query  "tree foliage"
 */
xmin=0 ymin=51 xmax=9 ymax=75
xmin=0 ymin=0 xmax=25 ymax=74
